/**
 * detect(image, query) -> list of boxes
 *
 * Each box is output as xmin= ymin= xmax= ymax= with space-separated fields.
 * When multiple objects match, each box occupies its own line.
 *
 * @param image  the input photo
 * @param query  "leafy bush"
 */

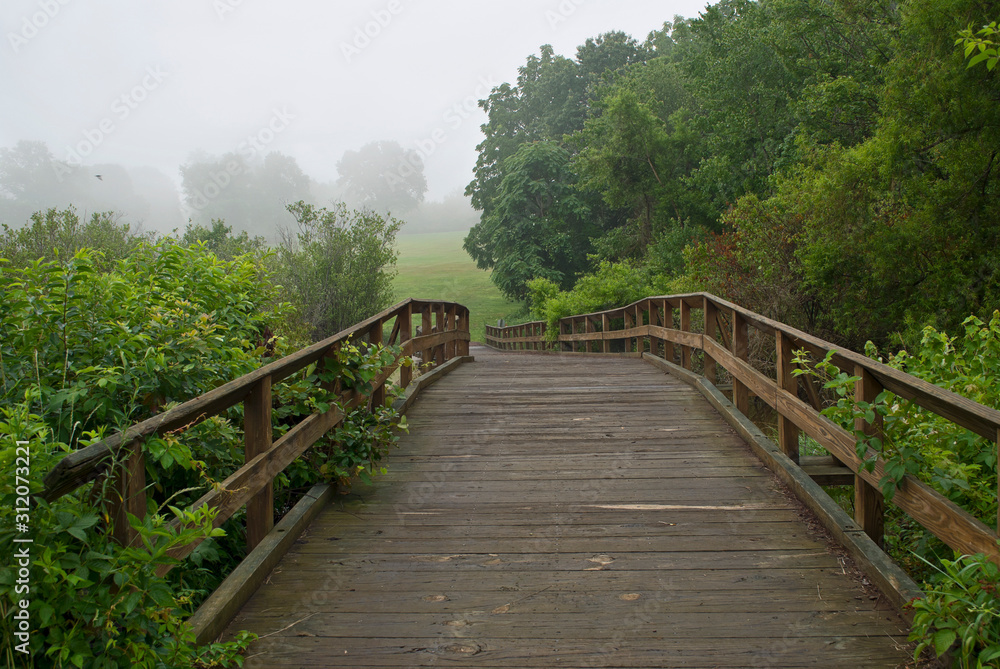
xmin=277 ymin=201 xmax=400 ymax=340
xmin=684 ymin=194 xmax=812 ymax=330
xmin=0 ymin=240 xmax=279 ymax=666
xmin=527 ymin=260 xmax=656 ymax=339
xmin=274 ymin=338 xmax=409 ymax=498
xmin=0 ymin=401 xmax=256 ymax=668
xmin=0 ymin=207 xmax=155 ymax=271
xmin=794 ymin=312 xmax=1000 ymax=523
xmin=0 ymin=243 xmax=280 ymax=446
xmin=0 ymin=232 xmax=410 ymax=667
xmin=180 ymin=220 xmax=267 ymax=261
xmin=791 ymin=312 xmax=1000 ymax=666
xmin=909 ymin=554 xmax=1000 ymax=668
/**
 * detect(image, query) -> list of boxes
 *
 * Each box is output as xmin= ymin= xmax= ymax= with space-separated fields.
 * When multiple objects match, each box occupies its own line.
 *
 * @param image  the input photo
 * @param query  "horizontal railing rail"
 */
xmin=485 ymin=293 xmax=1000 ymax=565
xmin=41 ymin=298 xmax=471 ymax=571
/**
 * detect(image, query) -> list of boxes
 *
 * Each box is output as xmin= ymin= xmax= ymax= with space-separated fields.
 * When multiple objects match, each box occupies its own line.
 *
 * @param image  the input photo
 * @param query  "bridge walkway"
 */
xmin=225 ymin=347 xmax=912 ymax=668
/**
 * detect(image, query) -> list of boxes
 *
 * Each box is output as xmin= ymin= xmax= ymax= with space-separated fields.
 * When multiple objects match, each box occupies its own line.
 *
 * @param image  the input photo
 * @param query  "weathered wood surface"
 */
xmin=226 ymin=348 xmax=912 ymax=668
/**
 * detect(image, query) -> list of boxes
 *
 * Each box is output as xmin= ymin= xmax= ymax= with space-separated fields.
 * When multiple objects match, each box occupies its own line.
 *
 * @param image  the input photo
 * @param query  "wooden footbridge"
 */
xmin=42 ymin=294 xmax=1000 ymax=668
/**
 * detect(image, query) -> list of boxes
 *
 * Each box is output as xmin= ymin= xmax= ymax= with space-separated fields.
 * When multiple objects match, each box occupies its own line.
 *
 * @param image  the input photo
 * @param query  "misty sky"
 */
xmin=2 ymin=0 xmax=709 ymax=201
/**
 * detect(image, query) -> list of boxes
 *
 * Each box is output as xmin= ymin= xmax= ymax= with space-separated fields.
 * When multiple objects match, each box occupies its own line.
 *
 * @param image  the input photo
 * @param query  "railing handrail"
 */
xmin=485 ymin=292 xmax=1000 ymax=564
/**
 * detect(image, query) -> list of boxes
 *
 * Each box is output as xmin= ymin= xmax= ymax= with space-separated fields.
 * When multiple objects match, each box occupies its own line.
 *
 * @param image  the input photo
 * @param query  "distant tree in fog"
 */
xmin=335 ymin=140 xmax=427 ymax=214
xmin=0 ymin=140 xmax=183 ymax=233
xmin=180 ymin=150 xmax=310 ymax=239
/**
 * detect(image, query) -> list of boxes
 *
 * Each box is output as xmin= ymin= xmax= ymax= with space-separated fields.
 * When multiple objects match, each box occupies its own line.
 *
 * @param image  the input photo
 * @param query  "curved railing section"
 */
xmin=41 ymin=299 xmax=471 ymax=568
xmin=486 ymin=292 xmax=1000 ymax=565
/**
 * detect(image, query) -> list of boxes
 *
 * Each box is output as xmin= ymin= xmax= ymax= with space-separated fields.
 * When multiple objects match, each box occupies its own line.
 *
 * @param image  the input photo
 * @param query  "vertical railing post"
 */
xmin=679 ymin=300 xmax=692 ymax=370
xmin=732 ymin=312 xmax=750 ymax=415
xmin=652 ymin=302 xmax=663 ymax=358
xmin=704 ymin=297 xmax=718 ymax=385
xmin=421 ymin=306 xmax=433 ymax=366
xmin=602 ymin=313 xmax=611 ymax=353
xmin=400 ymin=304 xmax=413 ymax=388
xmin=245 ymin=375 xmax=273 ymax=552
xmin=435 ymin=305 xmax=446 ymax=365
xmin=624 ymin=309 xmax=634 ymax=353
xmin=585 ymin=316 xmax=595 ymax=353
xmin=640 ymin=303 xmax=649 ymax=354
xmin=776 ymin=331 xmax=800 ymax=464
xmin=369 ymin=322 xmax=385 ymax=408
xmin=635 ymin=305 xmax=643 ymax=353
xmin=459 ymin=308 xmax=470 ymax=356
xmin=664 ymin=301 xmax=675 ymax=364
xmin=855 ymin=367 xmax=885 ymax=547
xmin=110 ymin=441 xmax=146 ymax=547
xmin=446 ymin=305 xmax=457 ymax=360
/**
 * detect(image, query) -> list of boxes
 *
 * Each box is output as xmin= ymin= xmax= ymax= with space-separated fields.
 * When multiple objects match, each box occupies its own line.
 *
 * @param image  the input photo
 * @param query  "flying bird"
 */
xmin=95 ymin=175 xmax=103 ymax=181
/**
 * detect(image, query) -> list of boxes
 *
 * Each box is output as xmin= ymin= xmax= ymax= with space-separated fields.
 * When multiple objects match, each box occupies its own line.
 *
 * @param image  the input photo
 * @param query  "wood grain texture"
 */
xmin=224 ymin=348 xmax=912 ymax=668
xmin=245 ymin=377 xmax=274 ymax=552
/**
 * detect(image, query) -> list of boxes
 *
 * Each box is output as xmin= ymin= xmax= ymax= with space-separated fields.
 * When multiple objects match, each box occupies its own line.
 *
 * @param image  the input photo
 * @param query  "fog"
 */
xmin=0 ymin=0 xmax=708 ymax=237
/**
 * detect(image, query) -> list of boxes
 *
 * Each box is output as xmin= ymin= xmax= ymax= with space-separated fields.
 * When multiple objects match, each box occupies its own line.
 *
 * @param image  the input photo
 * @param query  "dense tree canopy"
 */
xmin=467 ymin=0 xmax=1000 ymax=351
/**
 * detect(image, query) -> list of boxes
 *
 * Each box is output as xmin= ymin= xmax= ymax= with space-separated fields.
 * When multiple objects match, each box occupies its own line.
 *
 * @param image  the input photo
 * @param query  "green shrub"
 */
xmin=0 ymin=233 xmax=410 ymax=667
xmin=527 ymin=260 xmax=656 ymax=339
xmin=0 ymin=401 xmax=256 ymax=668
xmin=277 ymin=202 xmax=400 ymax=340
xmin=909 ymin=554 xmax=1000 ymax=668
xmin=0 ymin=207 xmax=155 ymax=271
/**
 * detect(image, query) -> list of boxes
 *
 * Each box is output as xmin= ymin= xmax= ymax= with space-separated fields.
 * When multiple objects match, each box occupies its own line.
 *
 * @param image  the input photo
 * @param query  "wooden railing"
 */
xmin=486 ymin=293 xmax=1000 ymax=564
xmin=40 ymin=299 xmax=471 ymax=569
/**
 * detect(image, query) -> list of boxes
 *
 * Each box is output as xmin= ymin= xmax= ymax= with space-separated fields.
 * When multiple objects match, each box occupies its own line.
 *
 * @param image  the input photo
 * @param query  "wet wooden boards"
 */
xmin=225 ymin=347 xmax=913 ymax=668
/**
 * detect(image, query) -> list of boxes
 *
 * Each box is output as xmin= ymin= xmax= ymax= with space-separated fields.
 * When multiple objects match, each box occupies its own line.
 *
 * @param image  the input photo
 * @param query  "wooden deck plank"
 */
xmin=225 ymin=347 xmax=913 ymax=668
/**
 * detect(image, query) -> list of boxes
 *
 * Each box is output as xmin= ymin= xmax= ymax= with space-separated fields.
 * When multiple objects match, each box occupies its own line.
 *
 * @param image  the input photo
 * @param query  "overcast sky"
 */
xmin=2 ymin=0 xmax=710 ymax=201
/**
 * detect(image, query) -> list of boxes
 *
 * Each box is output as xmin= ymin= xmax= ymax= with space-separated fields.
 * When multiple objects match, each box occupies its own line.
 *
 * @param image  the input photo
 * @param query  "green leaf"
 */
xmin=968 ymin=51 xmax=994 ymax=68
xmin=933 ymin=629 xmax=957 ymax=657
xmin=979 ymin=646 xmax=1000 ymax=663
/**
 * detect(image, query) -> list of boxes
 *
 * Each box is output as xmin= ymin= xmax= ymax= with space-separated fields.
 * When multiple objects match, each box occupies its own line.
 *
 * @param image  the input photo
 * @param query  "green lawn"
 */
xmin=393 ymin=231 xmax=523 ymax=344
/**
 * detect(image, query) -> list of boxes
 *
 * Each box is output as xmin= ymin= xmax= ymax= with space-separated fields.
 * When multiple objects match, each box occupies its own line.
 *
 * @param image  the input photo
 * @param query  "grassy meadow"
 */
xmin=393 ymin=230 xmax=523 ymax=344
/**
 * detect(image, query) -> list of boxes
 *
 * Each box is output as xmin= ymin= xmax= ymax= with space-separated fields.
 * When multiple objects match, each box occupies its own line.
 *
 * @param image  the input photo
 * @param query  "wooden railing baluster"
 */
xmin=732 ymin=311 xmax=750 ymax=415
xmin=854 ymin=366 xmax=885 ymax=547
xmin=679 ymin=300 xmax=692 ymax=370
xmin=422 ymin=306 xmax=433 ymax=364
xmin=704 ymin=297 xmax=718 ymax=385
xmin=110 ymin=441 xmax=146 ymax=547
xmin=776 ymin=331 xmax=801 ymax=464
xmin=664 ymin=301 xmax=676 ymax=364
xmin=370 ymin=322 xmax=386 ymax=408
xmin=400 ymin=305 xmax=413 ymax=387
xmin=244 ymin=375 xmax=273 ymax=552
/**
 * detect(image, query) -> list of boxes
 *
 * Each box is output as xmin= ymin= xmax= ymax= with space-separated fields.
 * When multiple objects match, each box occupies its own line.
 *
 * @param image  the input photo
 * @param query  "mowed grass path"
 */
xmin=393 ymin=230 xmax=521 ymax=344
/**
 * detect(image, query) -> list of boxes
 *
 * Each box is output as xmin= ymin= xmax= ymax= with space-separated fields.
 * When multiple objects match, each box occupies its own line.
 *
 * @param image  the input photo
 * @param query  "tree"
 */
xmin=335 ymin=141 xmax=427 ymax=214
xmin=0 ymin=141 xmax=74 ymax=226
xmin=277 ymin=201 xmax=401 ymax=340
xmin=467 ymin=33 xmax=650 ymax=219
xmin=464 ymin=141 xmax=594 ymax=301
xmin=180 ymin=151 xmax=310 ymax=238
